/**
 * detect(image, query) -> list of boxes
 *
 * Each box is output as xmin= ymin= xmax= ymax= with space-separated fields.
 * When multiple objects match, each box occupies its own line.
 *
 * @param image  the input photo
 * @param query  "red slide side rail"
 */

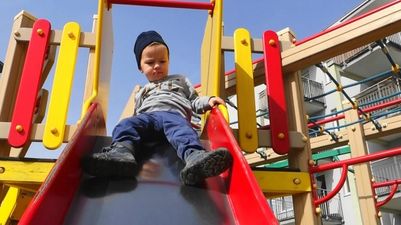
xmin=18 ymin=103 xmax=104 ymax=225
xmin=8 ymin=19 xmax=51 ymax=147
xmin=205 ymin=108 xmax=279 ymax=225
xmin=263 ymin=30 xmax=290 ymax=155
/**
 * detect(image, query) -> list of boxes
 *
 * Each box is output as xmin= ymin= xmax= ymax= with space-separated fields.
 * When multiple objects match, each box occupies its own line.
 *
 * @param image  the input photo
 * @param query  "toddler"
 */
xmin=84 ymin=30 xmax=232 ymax=185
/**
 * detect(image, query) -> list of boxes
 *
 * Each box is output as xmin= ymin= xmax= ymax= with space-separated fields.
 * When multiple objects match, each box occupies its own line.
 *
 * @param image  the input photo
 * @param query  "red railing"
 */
xmin=107 ymin=0 xmax=214 ymax=10
xmin=310 ymin=146 xmax=401 ymax=208
xmin=308 ymin=97 xmax=401 ymax=128
xmin=372 ymin=179 xmax=401 ymax=208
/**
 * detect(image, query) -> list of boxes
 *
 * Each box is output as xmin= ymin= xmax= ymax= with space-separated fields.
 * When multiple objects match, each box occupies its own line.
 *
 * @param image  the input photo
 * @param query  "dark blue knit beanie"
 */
xmin=133 ymin=30 xmax=169 ymax=69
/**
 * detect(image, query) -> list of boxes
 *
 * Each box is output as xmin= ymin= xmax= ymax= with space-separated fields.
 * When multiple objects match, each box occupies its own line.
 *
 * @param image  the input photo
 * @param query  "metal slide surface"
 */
xmin=19 ymin=106 xmax=279 ymax=225
xmin=64 ymin=139 xmax=236 ymax=225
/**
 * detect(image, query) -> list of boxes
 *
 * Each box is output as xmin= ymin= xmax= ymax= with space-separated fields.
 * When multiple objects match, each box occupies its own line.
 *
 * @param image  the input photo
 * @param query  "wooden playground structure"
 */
xmin=2 ymin=0 xmax=401 ymax=224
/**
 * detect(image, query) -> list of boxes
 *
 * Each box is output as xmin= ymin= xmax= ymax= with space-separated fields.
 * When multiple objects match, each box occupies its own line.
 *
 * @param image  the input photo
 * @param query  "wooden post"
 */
xmin=344 ymin=103 xmax=380 ymax=225
xmin=279 ymin=28 xmax=322 ymax=225
xmin=0 ymin=11 xmax=55 ymax=157
xmin=327 ymin=64 xmax=364 ymax=225
xmin=0 ymin=10 xmax=36 ymax=213
xmin=0 ymin=12 xmax=36 ymax=156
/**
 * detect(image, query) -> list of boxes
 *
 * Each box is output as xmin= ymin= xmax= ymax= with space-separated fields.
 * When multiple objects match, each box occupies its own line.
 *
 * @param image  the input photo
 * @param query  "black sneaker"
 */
xmin=180 ymin=148 xmax=233 ymax=186
xmin=83 ymin=142 xmax=139 ymax=178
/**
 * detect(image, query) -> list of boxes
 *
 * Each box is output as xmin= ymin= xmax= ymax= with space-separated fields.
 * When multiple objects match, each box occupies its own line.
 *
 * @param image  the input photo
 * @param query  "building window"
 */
xmin=257 ymin=89 xmax=268 ymax=126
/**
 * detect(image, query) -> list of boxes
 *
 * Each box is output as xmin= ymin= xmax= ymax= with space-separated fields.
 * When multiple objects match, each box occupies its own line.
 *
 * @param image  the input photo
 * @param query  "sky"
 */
xmin=0 ymin=0 xmax=363 ymax=157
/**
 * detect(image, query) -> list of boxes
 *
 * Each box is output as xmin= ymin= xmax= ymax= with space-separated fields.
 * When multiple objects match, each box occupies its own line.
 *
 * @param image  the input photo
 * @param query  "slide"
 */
xmin=18 ymin=103 xmax=279 ymax=225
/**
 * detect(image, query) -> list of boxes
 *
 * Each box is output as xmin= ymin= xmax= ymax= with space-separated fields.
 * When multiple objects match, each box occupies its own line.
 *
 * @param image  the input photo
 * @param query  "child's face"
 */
xmin=140 ymin=44 xmax=169 ymax=82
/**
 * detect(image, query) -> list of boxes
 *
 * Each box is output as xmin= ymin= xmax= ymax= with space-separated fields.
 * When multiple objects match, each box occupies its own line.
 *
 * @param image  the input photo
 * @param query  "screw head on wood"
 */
xmin=37 ymin=29 xmax=44 ymax=36
xmin=16 ymin=125 xmax=24 ymax=133
xmin=268 ymin=39 xmax=276 ymax=46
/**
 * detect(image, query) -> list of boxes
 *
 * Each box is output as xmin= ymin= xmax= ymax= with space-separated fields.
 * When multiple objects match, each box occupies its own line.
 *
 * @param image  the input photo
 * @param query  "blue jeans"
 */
xmin=111 ymin=111 xmax=203 ymax=160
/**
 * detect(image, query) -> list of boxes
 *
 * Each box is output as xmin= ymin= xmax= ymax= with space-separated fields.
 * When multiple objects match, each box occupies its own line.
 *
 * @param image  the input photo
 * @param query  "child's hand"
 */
xmin=208 ymin=96 xmax=225 ymax=108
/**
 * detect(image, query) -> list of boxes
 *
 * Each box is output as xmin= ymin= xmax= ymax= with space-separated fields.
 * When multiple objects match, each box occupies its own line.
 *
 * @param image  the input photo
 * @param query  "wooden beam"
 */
xmin=0 ymin=11 xmax=36 ymax=158
xmin=245 ymin=148 xmax=285 ymax=166
xmin=280 ymin=29 xmax=321 ymax=225
xmin=231 ymin=129 xmax=305 ymax=148
xmin=0 ymin=123 xmax=77 ymax=143
xmin=0 ymin=159 xmax=54 ymax=184
xmin=119 ymin=85 xmax=141 ymax=121
xmin=224 ymin=2 xmax=401 ymax=96
xmin=253 ymin=170 xmax=311 ymax=198
xmin=344 ymin=105 xmax=380 ymax=225
xmin=247 ymin=113 xmax=401 ymax=166
xmin=222 ymin=36 xmax=263 ymax=53
xmin=14 ymin=28 xmax=96 ymax=48
xmin=310 ymin=113 xmax=401 ymax=151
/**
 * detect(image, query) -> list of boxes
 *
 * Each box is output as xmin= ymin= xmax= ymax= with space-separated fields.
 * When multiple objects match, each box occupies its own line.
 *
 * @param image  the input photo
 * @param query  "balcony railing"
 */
xmin=317 ymin=189 xmax=344 ymax=222
xmin=269 ymin=190 xmax=343 ymax=223
xmin=302 ymin=77 xmax=325 ymax=104
xmin=371 ymin=156 xmax=401 ymax=196
xmin=354 ymin=76 xmax=401 ymax=117
xmin=269 ymin=196 xmax=294 ymax=221
xmin=258 ymin=78 xmax=324 ymax=113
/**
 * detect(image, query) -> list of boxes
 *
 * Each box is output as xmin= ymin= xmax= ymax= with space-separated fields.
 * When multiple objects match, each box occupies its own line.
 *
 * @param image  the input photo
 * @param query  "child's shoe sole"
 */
xmin=180 ymin=148 xmax=233 ymax=186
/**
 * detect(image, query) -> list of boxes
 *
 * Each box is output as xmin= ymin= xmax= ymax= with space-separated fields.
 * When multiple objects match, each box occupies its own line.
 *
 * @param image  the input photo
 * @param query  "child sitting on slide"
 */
xmin=84 ymin=30 xmax=232 ymax=185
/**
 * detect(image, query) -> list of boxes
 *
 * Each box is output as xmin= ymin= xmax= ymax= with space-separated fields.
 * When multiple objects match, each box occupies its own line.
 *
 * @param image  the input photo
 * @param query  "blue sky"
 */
xmin=0 ymin=0 xmax=362 ymax=157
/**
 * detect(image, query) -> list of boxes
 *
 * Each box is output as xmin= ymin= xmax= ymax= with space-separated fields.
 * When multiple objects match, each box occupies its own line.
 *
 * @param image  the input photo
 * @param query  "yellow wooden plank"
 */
xmin=201 ymin=0 xmax=223 ymax=98
xmin=43 ymin=22 xmax=80 ymax=149
xmin=0 ymin=160 xmax=54 ymax=184
xmin=0 ymin=186 xmax=19 ymax=225
xmin=7 ymin=184 xmax=40 ymax=193
xmin=233 ymin=28 xmax=258 ymax=153
xmin=9 ymin=189 xmax=33 ymax=221
xmin=81 ymin=0 xmax=114 ymax=122
xmin=200 ymin=0 xmax=223 ymax=128
xmin=253 ymin=170 xmax=311 ymax=195
xmin=0 ymin=122 xmax=78 ymax=143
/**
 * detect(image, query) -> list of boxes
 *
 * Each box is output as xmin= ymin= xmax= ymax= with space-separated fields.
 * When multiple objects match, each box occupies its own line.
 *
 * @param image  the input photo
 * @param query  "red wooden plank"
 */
xmin=205 ymin=108 xmax=279 ymax=225
xmin=8 ymin=19 xmax=51 ymax=147
xmin=263 ymin=30 xmax=290 ymax=155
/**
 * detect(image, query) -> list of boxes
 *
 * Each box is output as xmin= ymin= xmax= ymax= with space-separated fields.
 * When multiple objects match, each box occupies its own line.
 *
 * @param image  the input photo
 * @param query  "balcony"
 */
xmin=331 ymin=34 xmax=401 ymax=79
xmin=257 ymin=77 xmax=325 ymax=120
xmin=371 ymin=156 xmax=401 ymax=212
xmin=352 ymin=76 xmax=401 ymax=135
xmin=302 ymin=76 xmax=326 ymax=115
xmin=269 ymin=190 xmax=343 ymax=225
